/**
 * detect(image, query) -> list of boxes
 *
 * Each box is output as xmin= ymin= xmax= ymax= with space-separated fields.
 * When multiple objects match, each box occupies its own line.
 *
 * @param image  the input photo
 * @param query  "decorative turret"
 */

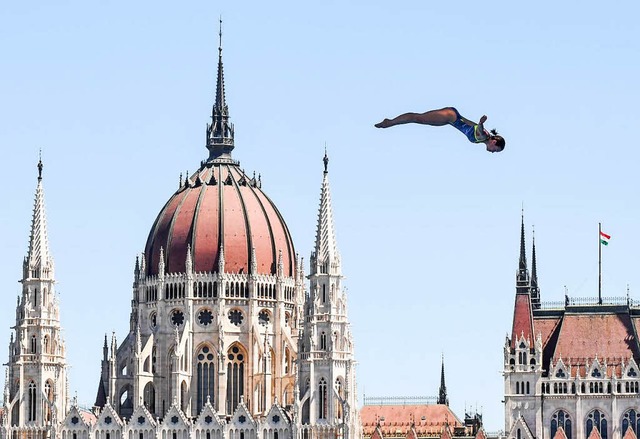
xmin=310 ymin=150 xmax=341 ymax=277
xmin=530 ymin=229 xmax=540 ymax=309
xmin=438 ymin=355 xmax=449 ymax=406
xmin=299 ymin=152 xmax=361 ymax=439
xmin=205 ymin=18 xmax=235 ymax=161
xmin=516 ymin=212 xmax=529 ymax=295
xmin=5 ymin=158 xmax=68 ymax=427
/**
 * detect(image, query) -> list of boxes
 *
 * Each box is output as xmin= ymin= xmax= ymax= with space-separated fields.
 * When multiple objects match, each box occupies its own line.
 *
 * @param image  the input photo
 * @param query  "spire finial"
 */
xmin=206 ymin=19 xmax=235 ymax=160
xmin=219 ymin=16 xmax=223 ymax=56
xmin=323 ymin=147 xmax=329 ymax=174
xmin=37 ymin=150 xmax=43 ymax=181
xmin=438 ymin=354 xmax=449 ymax=406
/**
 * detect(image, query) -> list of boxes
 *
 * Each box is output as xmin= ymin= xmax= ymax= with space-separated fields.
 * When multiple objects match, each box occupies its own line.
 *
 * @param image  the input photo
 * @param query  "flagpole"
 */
xmin=599 ymin=222 xmax=602 ymax=305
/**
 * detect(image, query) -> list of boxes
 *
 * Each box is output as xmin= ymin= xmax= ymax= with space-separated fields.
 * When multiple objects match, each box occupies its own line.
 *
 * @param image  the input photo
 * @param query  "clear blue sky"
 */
xmin=1 ymin=1 xmax=639 ymax=432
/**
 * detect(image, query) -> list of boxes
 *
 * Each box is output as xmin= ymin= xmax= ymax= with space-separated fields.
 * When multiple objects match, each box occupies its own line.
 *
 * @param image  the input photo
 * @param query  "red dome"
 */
xmin=144 ymin=163 xmax=296 ymax=277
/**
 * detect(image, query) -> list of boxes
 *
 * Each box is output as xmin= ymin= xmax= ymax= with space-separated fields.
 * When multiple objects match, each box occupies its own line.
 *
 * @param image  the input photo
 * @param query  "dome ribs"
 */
xmin=165 ymin=183 xmax=201 ymax=274
xmin=145 ymin=190 xmax=189 ymax=276
xmin=253 ymin=188 xmax=295 ymax=278
xmin=228 ymin=167 xmax=254 ymax=274
xmin=188 ymin=169 xmax=210 ymax=273
xmin=221 ymin=165 xmax=249 ymax=274
xmin=244 ymin=175 xmax=279 ymax=275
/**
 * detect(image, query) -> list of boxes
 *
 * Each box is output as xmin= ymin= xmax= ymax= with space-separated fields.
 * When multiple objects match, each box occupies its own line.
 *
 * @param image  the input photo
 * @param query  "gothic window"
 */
xmin=28 ymin=381 xmax=36 ymax=422
xmin=517 ymin=429 xmax=521 ymax=439
xmin=322 ymin=284 xmax=326 ymax=303
xmin=629 ymin=368 xmax=638 ymax=377
xmin=150 ymin=312 xmax=157 ymax=329
xmin=44 ymin=380 xmax=53 ymax=422
xmin=592 ymin=368 xmax=602 ymax=378
xmin=320 ymin=332 xmax=327 ymax=350
xmin=335 ymin=378 xmax=344 ymax=421
xmin=586 ymin=410 xmax=607 ymax=439
xmin=622 ymin=410 xmax=640 ymax=437
xmin=556 ymin=368 xmax=566 ymax=378
xmin=516 ymin=382 xmax=520 ymax=394
xmin=181 ymin=381 xmax=188 ymax=412
xmin=228 ymin=309 xmax=244 ymax=326
xmin=226 ymin=345 xmax=245 ymax=413
xmin=526 ymin=382 xmax=530 ymax=394
xmin=152 ymin=346 xmax=157 ymax=373
xmin=197 ymin=345 xmax=216 ymax=413
xmin=551 ymin=410 xmax=572 ymax=439
xmin=284 ymin=347 xmax=291 ymax=374
xmin=198 ymin=309 xmax=214 ymax=326
xmin=171 ymin=309 xmax=185 ymax=326
xmin=31 ymin=335 xmax=37 ymax=354
xmin=318 ymin=378 xmax=328 ymax=420
xmin=143 ymin=382 xmax=156 ymax=415
xmin=259 ymin=310 xmax=270 ymax=326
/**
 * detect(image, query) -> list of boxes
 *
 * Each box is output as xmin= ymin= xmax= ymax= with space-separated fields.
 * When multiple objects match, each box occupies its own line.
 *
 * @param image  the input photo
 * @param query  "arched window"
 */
xmin=517 ymin=429 xmax=521 ymax=439
xmin=43 ymin=336 xmax=49 ymax=355
xmin=551 ymin=410 xmax=572 ymax=439
xmin=44 ymin=381 xmax=53 ymax=422
xmin=318 ymin=378 xmax=328 ymax=420
xmin=516 ymin=382 xmax=520 ymax=394
xmin=31 ymin=335 xmax=37 ymax=354
xmin=320 ymin=332 xmax=327 ymax=350
xmin=586 ymin=410 xmax=607 ymax=439
xmin=226 ymin=345 xmax=245 ymax=413
xmin=335 ymin=379 xmax=344 ymax=420
xmin=526 ymin=382 xmax=530 ymax=394
xmin=28 ymin=381 xmax=36 ymax=422
xmin=181 ymin=381 xmax=188 ymax=412
xmin=197 ymin=345 xmax=216 ymax=413
xmin=622 ymin=410 xmax=640 ymax=437
xmin=143 ymin=382 xmax=156 ymax=415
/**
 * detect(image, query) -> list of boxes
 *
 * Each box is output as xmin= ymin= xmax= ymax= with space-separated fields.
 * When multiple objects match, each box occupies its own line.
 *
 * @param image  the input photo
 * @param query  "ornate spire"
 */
xmin=205 ymin=18 xmax=235 ymax=161
xmin=312 ymin=151 xmax=341 ymax=276
xmin=438 ymin=355 xmax=449 ymax=406
xmin=516 ymin=210 xmax=529 ymax=294
xmin=24 ymin=157 xmax=54 ymax=280
xmin=530 ymin=228 xmax=541 ymax=309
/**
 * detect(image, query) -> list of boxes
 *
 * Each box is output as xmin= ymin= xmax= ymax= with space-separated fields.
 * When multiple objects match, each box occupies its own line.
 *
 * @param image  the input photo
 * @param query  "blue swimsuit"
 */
xmin=448 ymin=107 xmax=488 ymax=143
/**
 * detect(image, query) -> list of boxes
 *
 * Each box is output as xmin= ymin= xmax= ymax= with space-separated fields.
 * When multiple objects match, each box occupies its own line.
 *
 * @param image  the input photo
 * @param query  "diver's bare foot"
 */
xmin=375 ymin=119 xmax=391 ymax=128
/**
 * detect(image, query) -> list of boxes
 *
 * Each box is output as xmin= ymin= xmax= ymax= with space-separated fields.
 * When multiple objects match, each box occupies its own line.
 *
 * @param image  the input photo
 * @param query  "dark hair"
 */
xmin=490 ymin=129 xmax=505 ymax=151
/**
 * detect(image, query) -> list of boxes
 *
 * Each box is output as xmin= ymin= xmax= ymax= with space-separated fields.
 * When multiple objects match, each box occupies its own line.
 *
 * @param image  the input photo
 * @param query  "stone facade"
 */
xmin=1 ymin=37 xmax=361 ymax=439
xmin=504 ymin=216 xmax=640 ymax=439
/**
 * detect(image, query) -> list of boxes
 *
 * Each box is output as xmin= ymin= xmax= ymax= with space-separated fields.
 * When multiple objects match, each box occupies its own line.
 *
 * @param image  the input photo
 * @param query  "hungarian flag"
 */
xmin=600 ymin=231 xmax=611 ymax=246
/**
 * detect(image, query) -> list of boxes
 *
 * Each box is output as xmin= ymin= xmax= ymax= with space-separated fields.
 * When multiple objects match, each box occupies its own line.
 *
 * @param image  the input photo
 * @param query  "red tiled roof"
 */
xmin=551 ymin=312 xmax=640 ymax=368
xmin=534 ymin=317 xmax=562 ymax=349
xmin=145 ymin=165 xmax=295 ymax=277
xmin=511 ymin=293 xmax=534 ymax=348
xmin=361 ymin=405 xmax=462 ymax=438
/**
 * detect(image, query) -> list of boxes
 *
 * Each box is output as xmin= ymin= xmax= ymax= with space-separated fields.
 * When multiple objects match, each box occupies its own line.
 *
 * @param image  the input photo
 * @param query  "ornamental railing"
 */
xmin=539 ymin=296 xmax=635 ymax=309
xmin=362 ymin=395 xmax=438 ymax=406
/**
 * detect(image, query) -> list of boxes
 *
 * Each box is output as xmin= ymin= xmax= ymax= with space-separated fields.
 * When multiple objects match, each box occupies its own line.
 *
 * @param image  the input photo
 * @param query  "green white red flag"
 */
xmin=600 ymin=231 xmax=611 ymax=246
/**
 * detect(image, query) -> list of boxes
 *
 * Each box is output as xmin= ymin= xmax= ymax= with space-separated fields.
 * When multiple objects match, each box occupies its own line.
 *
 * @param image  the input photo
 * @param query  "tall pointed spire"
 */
xmin=206 ymin=17 xmax=235 ymax=161
xmin=438 ymin=355 xmax=449 ymax=406
xmin=312 ymin=150 xmax=341 ymax=276
xmin=530 ymin=227 xmax=540 ymax=309
xmin=24 ymin=156 xmax=54 ymax=280
xmin=516 ymin=210 xmax=529 ymax=294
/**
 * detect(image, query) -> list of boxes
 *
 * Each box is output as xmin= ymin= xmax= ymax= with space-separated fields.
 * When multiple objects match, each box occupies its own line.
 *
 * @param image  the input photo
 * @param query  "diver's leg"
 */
xmin=375 ymin=107 xmax=457 ymax=128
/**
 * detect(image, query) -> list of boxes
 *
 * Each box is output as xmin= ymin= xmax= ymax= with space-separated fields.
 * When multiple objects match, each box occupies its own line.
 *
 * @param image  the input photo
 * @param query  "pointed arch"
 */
xmin=143 ymin=381 xmax=156 ymax=415
xmin=44 ymin=380 xmax=54 ymax=422
xmin=551 ymin=410 xmax=572 ymax=439
xmin=196 ymin=344 xmax=216 ymax=413
xmin=226 ymin=343 xmax=246 ymax=414
xmin=28 ymin=381 xmax=36 ymax=422
xmin=318 ymin=378 xmax=328 ymax=420
xmin=622 ymin=410 xmax=640 ymax=437
xmin=586 ymin=409 xmax=607 ymax=439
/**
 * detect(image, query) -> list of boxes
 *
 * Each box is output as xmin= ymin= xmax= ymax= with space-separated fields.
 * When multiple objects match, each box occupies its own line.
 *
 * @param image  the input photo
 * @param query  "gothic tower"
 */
xmin=3 ymin=159 xmax=68 ymax=429
xmin=297 ymin=152 xmax=361 ymax=439
xmin=503 ymin=214 xmax=542 ymax=437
